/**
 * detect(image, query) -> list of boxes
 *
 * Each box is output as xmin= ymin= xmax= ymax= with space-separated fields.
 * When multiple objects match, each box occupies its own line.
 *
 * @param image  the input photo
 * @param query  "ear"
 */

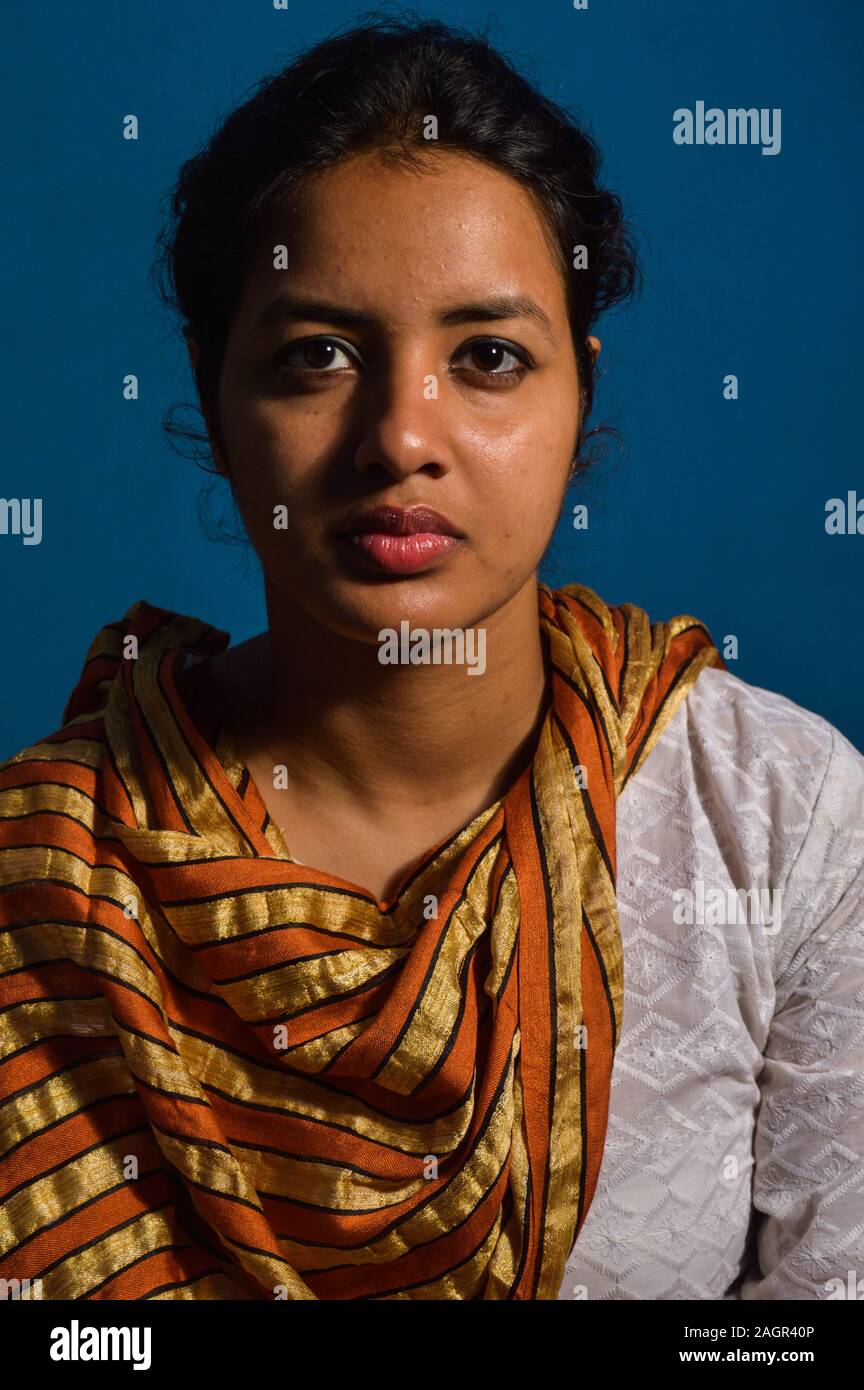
xmin=587 ymin=335 xmax=602 ymax=364
xmin=185 ymin=333 xmax=230 ymax=479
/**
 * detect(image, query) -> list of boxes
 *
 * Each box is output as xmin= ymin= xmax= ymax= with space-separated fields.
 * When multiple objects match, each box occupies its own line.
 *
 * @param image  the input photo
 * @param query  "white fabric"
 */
xmin=558 ymin=665 xmax=864 ymax=1300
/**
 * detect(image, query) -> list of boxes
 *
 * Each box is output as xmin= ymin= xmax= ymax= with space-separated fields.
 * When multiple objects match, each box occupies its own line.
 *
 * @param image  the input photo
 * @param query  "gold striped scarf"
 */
xmin=0 ymin=582 xmax=722 ymax=1299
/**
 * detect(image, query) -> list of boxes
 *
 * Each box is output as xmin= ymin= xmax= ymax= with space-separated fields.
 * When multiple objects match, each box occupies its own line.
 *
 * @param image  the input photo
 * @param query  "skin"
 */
xmin=181 ymin=148 xmax=601 ymax=904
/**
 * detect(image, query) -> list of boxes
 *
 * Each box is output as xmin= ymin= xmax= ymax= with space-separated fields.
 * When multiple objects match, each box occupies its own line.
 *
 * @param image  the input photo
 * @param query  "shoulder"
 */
xmin=0 ymin=602 xmax=139 ymax=851
xmin=683 ymin=663 xmax=864 ymax=864
xmin=1 ymin=596 xmax=232 ymax=829
xmin=627 ymin=661 xmax=864 ymax=838
xmin=683 ymin=659 xmax=846 ymax=743
xmin=643 ymin=664 xmax=864 ymax=964
xmin=679 ymin=663 xmax=864 ymax=809
xmin=0 ymin=710 xmax=110 ymax=851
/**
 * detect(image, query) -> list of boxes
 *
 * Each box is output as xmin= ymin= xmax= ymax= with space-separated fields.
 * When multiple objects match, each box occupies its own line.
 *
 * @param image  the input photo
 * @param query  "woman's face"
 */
xmin=196 ymin=149 xmax=593 ymax=639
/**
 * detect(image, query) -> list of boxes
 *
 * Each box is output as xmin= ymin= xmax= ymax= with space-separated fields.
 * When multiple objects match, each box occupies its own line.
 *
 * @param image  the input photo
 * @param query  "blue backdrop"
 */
xmin=2 ymin=0 xmax=862 ymax=756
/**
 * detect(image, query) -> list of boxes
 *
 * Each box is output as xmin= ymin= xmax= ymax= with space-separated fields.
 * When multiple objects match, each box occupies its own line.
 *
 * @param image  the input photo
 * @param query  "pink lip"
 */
xmin=337 ymin=504 xmax=464 ymax=574
xmin=343 ymin=531 xmax=459 ymax=575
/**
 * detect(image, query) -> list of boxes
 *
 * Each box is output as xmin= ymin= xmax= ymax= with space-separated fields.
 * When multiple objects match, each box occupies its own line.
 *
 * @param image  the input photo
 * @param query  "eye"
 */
xmin=271 ymin=333 xmax=533 ymax=384
xmin=272 ymin=336 xmax=358 ymax=373
xmin=452 ymin=337 xmax=532 ymax=382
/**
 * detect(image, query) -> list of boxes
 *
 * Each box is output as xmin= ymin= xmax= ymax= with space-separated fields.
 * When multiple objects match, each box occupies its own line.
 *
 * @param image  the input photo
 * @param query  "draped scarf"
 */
xmin=0 ymin=582 xmax=723 ymax=1299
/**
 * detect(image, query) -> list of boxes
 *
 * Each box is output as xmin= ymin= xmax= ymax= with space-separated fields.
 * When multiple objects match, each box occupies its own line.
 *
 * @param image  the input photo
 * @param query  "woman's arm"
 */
xmin=740 ymin=726 xmax=864 ymax=1299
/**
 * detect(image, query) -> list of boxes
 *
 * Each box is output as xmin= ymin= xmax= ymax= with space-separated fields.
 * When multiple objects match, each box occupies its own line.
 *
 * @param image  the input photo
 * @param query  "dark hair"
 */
xmin=155 ymin=8 xmax=640 ymax=505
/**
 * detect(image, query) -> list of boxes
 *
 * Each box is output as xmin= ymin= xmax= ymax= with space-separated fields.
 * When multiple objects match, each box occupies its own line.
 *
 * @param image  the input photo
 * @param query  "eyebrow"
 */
xmin=256 ymin=292 xmax=556 ymax=341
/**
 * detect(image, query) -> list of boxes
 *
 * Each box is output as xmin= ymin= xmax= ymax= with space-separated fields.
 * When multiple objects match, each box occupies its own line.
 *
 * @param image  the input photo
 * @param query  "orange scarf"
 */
xmin=0 ymin=583 xmax=722 ymax=1299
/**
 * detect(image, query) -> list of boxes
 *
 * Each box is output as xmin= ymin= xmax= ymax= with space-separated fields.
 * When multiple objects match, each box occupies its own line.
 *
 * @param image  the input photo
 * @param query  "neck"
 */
xmin=232 ymin=576 xmax=550 ymax=818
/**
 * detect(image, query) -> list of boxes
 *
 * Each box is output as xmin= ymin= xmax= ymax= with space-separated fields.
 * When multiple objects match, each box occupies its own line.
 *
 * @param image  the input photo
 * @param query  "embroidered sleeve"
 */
xmin=739 ymin=727 xmax=864 ymax=1300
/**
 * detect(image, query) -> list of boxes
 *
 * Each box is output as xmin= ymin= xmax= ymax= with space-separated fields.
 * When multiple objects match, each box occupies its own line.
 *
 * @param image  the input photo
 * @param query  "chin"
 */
xmin=309 ymin=572 xmax=489 ymax=643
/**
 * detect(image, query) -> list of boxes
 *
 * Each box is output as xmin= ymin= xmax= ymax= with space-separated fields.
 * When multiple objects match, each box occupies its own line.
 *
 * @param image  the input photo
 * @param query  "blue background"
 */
xmin=2 ymin=0 xmax=862 ymax=756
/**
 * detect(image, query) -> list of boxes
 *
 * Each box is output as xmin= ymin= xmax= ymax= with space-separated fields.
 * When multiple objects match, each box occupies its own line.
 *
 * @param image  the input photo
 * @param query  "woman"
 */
xmin=1 ymin=17 xmax=862 ymax=1302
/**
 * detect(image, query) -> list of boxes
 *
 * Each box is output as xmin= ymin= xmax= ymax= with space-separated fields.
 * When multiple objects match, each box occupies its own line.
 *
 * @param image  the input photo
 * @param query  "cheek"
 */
xmin=219 ymin=392 xmax=324 ymax=529
xmin=221 ymin=387 xmax=292 ymax=472
xmin=469 ymin=413 xmax=571 ymax=539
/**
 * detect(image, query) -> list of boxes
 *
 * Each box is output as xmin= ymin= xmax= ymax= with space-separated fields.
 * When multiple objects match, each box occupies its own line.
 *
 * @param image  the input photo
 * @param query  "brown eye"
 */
xmin=274 ymin=338 xmax=357 ymax=372
xmin=454 ymin=337 xmax=531 ymax=378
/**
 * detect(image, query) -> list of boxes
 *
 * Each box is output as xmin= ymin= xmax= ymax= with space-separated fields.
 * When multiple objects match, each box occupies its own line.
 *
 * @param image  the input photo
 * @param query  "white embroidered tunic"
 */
xmin=559 ymin=666 xmax=864 ymax=1300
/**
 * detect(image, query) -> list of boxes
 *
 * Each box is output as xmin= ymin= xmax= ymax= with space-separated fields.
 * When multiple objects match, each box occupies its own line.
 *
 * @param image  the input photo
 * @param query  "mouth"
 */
xmin=336 ymin=506 xmax=464 ymax=576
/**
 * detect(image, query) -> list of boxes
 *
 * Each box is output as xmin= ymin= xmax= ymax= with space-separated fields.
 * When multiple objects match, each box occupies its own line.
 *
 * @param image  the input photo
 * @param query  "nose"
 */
xmin=352 ymin=349 xmax=451 ymax=483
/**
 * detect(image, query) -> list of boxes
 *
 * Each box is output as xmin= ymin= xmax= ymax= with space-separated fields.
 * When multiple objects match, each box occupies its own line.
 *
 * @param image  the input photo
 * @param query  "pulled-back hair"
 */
xmin=156 ymin=9 xmax=640 ymax=486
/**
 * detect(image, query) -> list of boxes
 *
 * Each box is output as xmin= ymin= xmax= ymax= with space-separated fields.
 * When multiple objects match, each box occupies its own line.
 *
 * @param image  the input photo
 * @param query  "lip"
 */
xmin=336 ymin=505 xmax=464 ymax=576
xmin=338 ymin=505 xmax=462 ymax=538
xmin=342 ymin=531 xmax=459 ymax=575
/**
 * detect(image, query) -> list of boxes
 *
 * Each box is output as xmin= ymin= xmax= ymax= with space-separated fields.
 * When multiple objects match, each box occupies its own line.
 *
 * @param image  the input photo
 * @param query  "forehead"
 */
xmin=239 ymin=150 xmax=567 ymax=317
